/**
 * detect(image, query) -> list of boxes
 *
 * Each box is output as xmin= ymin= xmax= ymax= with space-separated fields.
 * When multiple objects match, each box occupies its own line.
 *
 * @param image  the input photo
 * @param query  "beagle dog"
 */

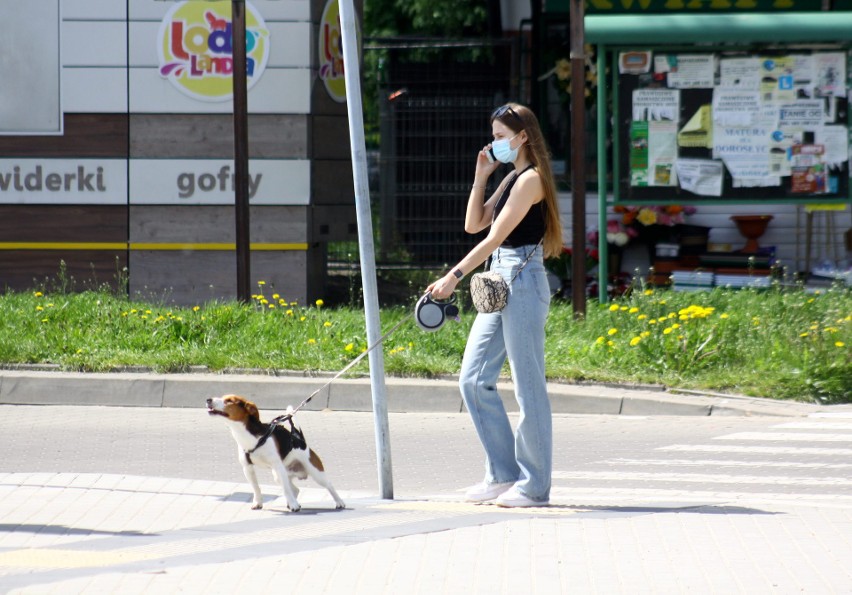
xmin=206 ymin=394 xmax=345 ymax=512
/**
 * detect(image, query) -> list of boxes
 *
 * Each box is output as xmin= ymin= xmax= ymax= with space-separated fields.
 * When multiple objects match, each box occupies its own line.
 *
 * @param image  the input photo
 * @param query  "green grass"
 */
xmin=0 ymin=280 xmax=849 ymax=403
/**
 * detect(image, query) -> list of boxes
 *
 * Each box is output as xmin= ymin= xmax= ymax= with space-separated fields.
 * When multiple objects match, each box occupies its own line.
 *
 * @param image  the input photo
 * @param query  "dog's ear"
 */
xmin=244 ymin=400 xmax=259 ymax=419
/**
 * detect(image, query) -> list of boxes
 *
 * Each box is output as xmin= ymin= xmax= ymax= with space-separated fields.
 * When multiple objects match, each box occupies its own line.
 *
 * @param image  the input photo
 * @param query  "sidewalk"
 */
xmin=2 ymin=472 xmax=851 ymax=593
xmin=0 ymin=367 xmax=832 ymax=417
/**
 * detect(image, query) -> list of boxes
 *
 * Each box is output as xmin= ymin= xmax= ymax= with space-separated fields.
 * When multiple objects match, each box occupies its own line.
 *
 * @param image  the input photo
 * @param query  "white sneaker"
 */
xmin=495 ymin=486 xmax=548 ymax=508
xmin=464 ymin=481 xmax=514 ymax=503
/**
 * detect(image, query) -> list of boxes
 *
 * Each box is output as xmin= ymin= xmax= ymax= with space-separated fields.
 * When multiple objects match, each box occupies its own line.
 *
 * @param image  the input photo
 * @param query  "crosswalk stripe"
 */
xmin=715 ymin=432 xmax=852 ymax=442
xmin=606 ymin=458 xmax=852 ymax=470
xmin=551 ymin=470 xmax=852 ymax=486
xmin=773 ymin=422 xmax=852 ymax=430
xmin=549 ymin=487 xmax=852 ymax=509
xmin=660 ymin=444 xmax=852 ymax=455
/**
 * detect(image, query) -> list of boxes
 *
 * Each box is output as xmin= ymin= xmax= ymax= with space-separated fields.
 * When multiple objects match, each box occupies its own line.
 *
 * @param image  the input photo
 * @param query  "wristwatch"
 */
xmin=452 ymin=268 xmax=464 ymax=280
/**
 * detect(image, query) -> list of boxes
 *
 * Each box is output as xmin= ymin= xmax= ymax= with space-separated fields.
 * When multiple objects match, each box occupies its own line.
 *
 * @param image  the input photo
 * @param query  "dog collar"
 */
xmin=415 ymin=292 xmax=460 ymax=332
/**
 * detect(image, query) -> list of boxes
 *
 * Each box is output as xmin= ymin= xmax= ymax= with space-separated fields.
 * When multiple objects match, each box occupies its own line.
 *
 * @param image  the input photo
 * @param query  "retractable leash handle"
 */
xmin=414 ymin=292 xmax=460 ymax=332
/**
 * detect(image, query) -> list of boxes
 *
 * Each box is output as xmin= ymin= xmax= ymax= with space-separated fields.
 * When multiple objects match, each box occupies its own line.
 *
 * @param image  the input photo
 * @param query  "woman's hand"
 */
xmin=426 ymin=273 xmax=459 ymax=301
xmin=475 ymin=145 xmax=500 ymax=180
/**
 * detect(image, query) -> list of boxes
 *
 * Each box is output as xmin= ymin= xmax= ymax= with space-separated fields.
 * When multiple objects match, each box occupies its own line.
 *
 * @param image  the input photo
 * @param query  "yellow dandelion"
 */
xmin=629 ymin=307 xmax=639 ymax=314
xmin=35 ymin=305 xmax=43 ymax=311
xmin=316 ymin=299 xmax=324 ymax=307
xmin=609 ymin=304 xmax=619 ymax=311
xmin=286 ymin=309 xmax=294 ymax=316
xmin=257 ymin=280 xmax=266 ymax=286
xmin=345 ymin=343 xmax=354 ymax=351
xmin=272 ymin=293 xmax=280 ymax=300
xmin=607 ymin=328 xmax=618 ymax=335
xmin=324 ymin=321 xmax=332 ymax=327
xmin=620 ymin=306 xmax=628 ymax=311
xmin=408 ymin=342 xmax=414 ymax=348
xmin=836 ymin=342 xmax=846 ymax=347
xmin=671 ymin=323 xmax=681 ymax=330
xmin=122 ymin=312 xmax=128 ymax=317
xmin=641 ymin=331 xmax=651 ymax=338
xmin=595 ymin=336 xmax=605 ymax=344
xmin=41 ymin=318 xmax=48 ymax=323
xmin=638 ymin=314 xmax=647 ymax=320
xmin=663 ymin=327 xmax=673 ymax=335
xmin=260 ymin=299 xmax=268 ymax=305
xmin=606 ymin=340 xmax=615 ymax=347
xmin=300 ymin=316 xmax=306 ymax=321
xmin=679 ymin=314 xmax=689 ymax=321
xmin=644 ymin=289 xmax=654 ymax=296
xmin=145 ymin=309 xmax=152 ymax=315
xmin=648 ymin=319 xmax=657 ymax=325
xmin=720 ymin=313 xmax=729 ymax=319
xmin=800 ymin=332 xmax=809 ymax=337
xmin=34 ymin=291 xmax=43 ymax=297
xmin=307 ymin=338 xmax=316 ymax=344
xmin=629 ymin=336 xmax=642 ymax=346
xmin=268 ymin=304 xmax=275 ymax=309
xmin=193 ymin=306 xmax=200 ymax=312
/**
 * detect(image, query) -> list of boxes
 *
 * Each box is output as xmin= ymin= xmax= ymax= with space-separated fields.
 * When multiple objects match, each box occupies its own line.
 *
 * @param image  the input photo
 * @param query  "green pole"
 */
xmin=596 ymin=45 xmax=608 ymax=303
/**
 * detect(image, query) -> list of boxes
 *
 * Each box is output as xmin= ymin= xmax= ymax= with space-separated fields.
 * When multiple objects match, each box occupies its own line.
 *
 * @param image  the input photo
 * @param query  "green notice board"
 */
xmin=613 ymin=48 xmax=852 ymax=204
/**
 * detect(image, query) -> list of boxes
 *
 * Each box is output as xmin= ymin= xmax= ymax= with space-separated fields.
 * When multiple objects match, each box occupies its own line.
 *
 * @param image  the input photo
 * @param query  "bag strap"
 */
xmin=508 ymin=240 xmax=542 ymax=284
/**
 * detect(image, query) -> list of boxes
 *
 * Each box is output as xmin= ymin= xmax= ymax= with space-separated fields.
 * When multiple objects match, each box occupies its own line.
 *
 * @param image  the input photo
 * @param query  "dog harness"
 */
xmin=244 ymin=416 xmax=305 ymax=465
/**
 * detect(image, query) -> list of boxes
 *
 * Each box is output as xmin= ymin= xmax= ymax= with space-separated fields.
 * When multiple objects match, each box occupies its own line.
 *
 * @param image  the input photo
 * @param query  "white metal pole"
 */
xmin=338 ymin=0 xmax=394 ymax=499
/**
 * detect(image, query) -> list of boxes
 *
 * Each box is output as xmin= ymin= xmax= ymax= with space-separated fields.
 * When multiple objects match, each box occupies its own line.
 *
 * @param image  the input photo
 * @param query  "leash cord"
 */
xmin=266 ymin=303 xmax=422 ymax=428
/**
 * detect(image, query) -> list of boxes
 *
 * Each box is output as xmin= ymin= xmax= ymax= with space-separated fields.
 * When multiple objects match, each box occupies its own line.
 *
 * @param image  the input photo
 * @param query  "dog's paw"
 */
xmin=335 ymin=502 xmax=346 ymax=510
xmin=288 ymin=504 xmax=301 ymax=512
xmin=251 ymin=502 xmax=263 ymax=510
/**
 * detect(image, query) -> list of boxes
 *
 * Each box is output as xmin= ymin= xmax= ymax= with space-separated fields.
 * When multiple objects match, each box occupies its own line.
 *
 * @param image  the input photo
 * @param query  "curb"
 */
xmin=0 ymin=368 xmax=830 ymax=417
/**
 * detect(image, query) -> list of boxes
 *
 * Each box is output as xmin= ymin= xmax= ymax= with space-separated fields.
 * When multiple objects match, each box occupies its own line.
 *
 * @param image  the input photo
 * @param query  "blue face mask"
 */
xmin=491 ymin=133 xmax=522 ymax=164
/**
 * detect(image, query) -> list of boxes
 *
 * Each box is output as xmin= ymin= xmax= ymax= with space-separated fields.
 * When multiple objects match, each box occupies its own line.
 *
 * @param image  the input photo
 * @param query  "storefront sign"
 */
xmin=0 ymin=159 xmax=127 ymax=204
xmin=129 ymin=159 xmax=310 ymax=205
xmin=319 ymin=0 xmax=352 ymax=103
xmin=158 ymin=1 xmax=270 ymax=102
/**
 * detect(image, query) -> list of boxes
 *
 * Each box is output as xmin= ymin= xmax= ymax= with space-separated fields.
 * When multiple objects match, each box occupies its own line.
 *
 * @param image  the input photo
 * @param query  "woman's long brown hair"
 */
xmin=491 ymin=103 xmax=563 ymax=259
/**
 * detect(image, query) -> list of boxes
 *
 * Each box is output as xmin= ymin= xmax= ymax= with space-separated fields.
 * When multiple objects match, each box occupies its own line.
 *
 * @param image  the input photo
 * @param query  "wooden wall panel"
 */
xmin=129 ymin=206 xmax=308 ymax=244
xmin=0 ymin=251 xmax=128 ymax=293
xmin=0 ymin=115 xmax=128 ymax=158
xmin=0 ymin=206 xmax=127 ymax=241
xmin=129 ymin=250 xmax=307 ymax=306
xmin=312 ymin=160 xmax=354 ymax=206
xmin=129 ymin=115 xmax=308 ymax=159
xmin=312 ymin=205 xmax=358 ymax=242
xmin=312 ymin=115 xmax=352 ymax=160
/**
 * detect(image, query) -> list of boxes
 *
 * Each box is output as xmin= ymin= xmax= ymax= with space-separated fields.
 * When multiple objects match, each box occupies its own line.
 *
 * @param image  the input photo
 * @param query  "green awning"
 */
xmin=585 ymin=12 xmax=852 ymax=44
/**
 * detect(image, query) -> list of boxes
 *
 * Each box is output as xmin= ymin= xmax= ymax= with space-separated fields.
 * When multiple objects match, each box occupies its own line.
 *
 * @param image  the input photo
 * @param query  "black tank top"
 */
xmin=493 ymin=165 xmax=546 ymax=247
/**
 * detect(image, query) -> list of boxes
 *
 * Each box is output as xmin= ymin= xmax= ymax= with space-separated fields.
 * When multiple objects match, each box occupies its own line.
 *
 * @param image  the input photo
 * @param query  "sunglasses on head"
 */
xmin=492 ymin=105 xmax=524 ymax=129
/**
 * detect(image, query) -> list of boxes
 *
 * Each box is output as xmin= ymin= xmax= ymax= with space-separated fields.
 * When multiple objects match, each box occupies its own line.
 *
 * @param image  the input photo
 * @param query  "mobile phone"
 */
xmin=485 ymin=147 xmax=495 ymax=163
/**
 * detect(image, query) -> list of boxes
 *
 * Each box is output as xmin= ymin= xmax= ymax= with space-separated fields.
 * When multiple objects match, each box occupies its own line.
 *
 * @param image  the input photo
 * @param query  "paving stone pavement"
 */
xmin=1 ymin=381 xmax=851 ymax=594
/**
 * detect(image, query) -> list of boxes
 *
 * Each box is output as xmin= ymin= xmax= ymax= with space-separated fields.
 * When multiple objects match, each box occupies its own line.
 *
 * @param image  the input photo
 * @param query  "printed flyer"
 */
xmin=622 ymin=50 xmax=848 ymax=199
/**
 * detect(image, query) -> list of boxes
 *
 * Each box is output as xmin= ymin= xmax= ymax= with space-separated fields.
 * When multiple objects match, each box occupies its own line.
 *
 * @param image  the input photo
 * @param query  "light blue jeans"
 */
xmin=459 ymin=244 xmax=552 ymax=502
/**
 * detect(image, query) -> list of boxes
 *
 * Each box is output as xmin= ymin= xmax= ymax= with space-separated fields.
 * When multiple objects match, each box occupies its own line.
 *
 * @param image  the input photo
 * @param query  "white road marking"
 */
xmin=773 ymin=422 xmax=852 ymax=430
xmin=551 ymin=470 xmax=852 ymax=486
xmin=659 ymin=444 xmax=852 ymax=456
xmin=714 ymin=432 xmax=852 ymax=442
xmin=606 ymin=458 xmax=852 ymax=470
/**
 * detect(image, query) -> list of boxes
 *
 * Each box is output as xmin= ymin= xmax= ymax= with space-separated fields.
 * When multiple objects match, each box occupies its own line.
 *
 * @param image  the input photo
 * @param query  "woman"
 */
xmin=426 ymin=103 xmax=562 ymax=507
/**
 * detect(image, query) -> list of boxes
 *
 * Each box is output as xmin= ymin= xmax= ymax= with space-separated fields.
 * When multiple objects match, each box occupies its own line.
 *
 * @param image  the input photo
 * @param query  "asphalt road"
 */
xmin=3 ymin=405 xmax=852 ymax=504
